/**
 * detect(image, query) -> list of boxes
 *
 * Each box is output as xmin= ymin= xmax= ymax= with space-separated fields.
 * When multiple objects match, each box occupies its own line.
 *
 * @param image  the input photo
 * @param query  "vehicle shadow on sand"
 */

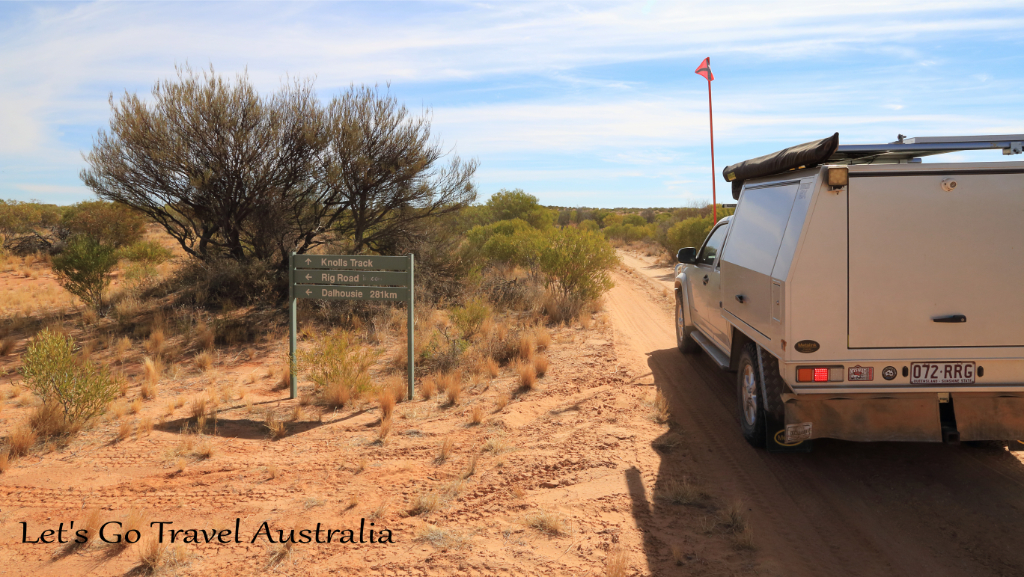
xmin=632 ymin=347 xmax=1024 ymax=576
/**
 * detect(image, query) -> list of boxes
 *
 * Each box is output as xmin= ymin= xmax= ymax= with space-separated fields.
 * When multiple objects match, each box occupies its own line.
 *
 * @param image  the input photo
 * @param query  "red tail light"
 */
xmin=796 ymin=366 xmax=845 ymax=383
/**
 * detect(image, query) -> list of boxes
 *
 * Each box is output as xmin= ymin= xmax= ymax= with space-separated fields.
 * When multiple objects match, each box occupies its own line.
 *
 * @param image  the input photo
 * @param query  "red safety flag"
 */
xmin=695 ymin=57 xmax=714 ymax=81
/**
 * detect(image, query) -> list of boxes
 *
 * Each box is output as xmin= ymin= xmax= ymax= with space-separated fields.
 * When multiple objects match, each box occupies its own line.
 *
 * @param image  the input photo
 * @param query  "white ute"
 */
xmin=674 ymin=133 xmax=1024 ymax=450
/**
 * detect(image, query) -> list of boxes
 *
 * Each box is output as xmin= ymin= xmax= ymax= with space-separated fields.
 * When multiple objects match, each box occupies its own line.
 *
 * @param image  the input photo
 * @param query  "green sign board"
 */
xmin=287 ymin=253 xmax=414 ymax=400
xmin=293 ymin=270 xmax=409 ymax=287
xmin=295 ymin=285 xmax=409 ymax=302
xmin=294 ymin=254 xmax=409 ymax=271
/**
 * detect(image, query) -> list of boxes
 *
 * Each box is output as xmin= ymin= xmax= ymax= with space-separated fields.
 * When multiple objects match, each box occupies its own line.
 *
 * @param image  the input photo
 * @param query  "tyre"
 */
xmin=736 ymin=342 xmax=767 ymax=447
xmin=675 ymin=292 xmax=700 ymax=354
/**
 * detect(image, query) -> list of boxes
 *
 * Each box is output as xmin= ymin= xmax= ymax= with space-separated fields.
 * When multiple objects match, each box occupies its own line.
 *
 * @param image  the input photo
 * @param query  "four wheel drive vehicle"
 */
xmin=673 ymin=133 xmax=1024 ymax=451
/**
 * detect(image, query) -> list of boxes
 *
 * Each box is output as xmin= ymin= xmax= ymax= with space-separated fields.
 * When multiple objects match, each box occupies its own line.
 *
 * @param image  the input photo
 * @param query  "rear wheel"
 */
xmin=675 ymin=293 xmax=699 ymax=354
xmin=736 ymin=343 xmax=767 ymax=447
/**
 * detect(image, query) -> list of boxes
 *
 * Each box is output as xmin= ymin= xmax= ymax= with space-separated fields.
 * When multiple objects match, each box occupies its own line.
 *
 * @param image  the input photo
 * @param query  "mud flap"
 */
xmin=1007 ymin=440 xmax=1024 ymax=452
xmin=756 ymin=345 xmax=812 ymax=453
xmin=765 ymin=417 xmax=813 ymax=453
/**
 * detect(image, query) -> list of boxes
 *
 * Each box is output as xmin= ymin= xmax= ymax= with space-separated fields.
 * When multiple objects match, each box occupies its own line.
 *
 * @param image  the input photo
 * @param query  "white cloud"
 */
xmin=1 ymin=0 xmax=1024 ymax=205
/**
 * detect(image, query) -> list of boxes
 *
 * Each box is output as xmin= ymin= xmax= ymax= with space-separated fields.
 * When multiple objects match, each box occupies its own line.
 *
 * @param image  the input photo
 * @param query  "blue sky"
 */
xmin=1 ymin=1 xmax=1023 ymax=208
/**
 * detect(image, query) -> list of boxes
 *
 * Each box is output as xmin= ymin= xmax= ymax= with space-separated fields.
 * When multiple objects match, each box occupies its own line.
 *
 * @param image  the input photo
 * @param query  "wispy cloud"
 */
xmin=1 ymin=1 xmax=1023 ymax=206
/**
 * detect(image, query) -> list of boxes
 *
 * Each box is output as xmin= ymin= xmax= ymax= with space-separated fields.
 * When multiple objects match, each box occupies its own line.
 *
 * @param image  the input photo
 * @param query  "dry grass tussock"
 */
xmin=378 ymin=417 xmax=393 ymax=442
xmin=377 ymin=388 xmax=396 ymax=419
xmin=145 ymin=328 xmax=165 ymax=357
xmin=112 ymin=508 xmax=147 ymax=550
xmin=142 ymin=357 xmax=161 ymax=399
xmin=193 ymin=351 xmax=213 ymax=373
xmin=0 ymin=449 xmax=9 ymax=474
xmin=605 ymin=545 xmax=630 ymax=577
xmin=523 ymin=510 xmax=564 ymax=535
xmin=0 ymin=335 xmax=16 ymax=356
xmin=494 ymin=391 xmax=510 ymax=412
xmin=518 ymin=363 xmax=537 ymax=390
xmin=264 ymin=411 xmax=286 ymax=440
xmin=534 ymin=355 xmax=549 ymax=377
xmin=419 ymin=377 xmax=437 ymax=400
xmin=435 ymin=436 xmax=454 ymax=464
xmin=655 ymin=476 xmax=709 ymax=506
xmin=416 ymin=525 xmax=469 ymax=550
xmin=721 ymin=500 xmax=748 ymax=534
xmin=468 ymin=405 xmax=484 ymax=425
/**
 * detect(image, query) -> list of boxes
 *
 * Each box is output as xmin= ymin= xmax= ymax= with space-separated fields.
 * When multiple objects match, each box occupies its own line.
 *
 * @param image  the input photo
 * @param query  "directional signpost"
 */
xmin=288 ymin=253 xmax=414 ymax=400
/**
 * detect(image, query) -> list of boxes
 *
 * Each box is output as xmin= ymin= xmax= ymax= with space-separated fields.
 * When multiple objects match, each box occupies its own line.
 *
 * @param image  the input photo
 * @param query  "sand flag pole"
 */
xmin=695 ymin=57 xmax=717 ymax=223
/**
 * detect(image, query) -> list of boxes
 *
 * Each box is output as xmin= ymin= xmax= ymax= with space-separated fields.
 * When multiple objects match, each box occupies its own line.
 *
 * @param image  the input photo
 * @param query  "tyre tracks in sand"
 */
xmin=608 ymin=250 xmax=1024 ymax=577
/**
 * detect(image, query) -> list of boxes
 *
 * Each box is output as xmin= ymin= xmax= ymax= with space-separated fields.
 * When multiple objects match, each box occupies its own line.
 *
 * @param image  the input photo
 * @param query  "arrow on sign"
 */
xmin=305 ymin=258 xmax=312 ymax=265
xmin=305 ymin=289 xmax=312 ymax=296
xmin=305 ymin=274 xmax=312 ymax=280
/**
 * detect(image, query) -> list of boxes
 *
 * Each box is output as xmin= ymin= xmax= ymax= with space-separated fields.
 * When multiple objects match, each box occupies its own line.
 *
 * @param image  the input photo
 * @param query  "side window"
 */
xmin=698 ymin=224 xmax=728 ymax=266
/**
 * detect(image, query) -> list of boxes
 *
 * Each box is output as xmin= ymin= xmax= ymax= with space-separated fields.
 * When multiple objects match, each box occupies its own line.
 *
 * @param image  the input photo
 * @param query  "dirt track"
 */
xmin=609 ymin=251 xmax=1024 ymax=577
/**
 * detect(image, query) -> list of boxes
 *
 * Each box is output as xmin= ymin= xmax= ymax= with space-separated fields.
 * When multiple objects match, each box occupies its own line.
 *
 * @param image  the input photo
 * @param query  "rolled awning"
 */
xmin=722 ymin=133 xmax=839 ymax=200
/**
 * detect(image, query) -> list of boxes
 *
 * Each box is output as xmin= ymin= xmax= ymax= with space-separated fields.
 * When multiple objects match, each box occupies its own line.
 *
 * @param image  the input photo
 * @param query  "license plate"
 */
xmin=910 ymin=362 xmax=975 ymax=384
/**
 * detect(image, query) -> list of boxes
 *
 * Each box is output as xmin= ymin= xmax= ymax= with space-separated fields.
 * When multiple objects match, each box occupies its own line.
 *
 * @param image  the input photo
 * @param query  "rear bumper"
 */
xmin=781 ymin=391 xmax=1024 ymax=443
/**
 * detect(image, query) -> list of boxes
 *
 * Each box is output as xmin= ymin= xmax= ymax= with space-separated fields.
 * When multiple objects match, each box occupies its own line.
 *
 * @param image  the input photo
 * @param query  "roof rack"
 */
xmin=829 ymin=134 xmax=1024 ymax=165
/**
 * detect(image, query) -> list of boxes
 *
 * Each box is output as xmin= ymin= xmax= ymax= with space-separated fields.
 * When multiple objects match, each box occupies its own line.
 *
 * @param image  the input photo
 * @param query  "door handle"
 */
xmin=703 ymin=275 xmax=709 ymax=286
xmin=735 ymin=294 xmax=746 ymax=304
xmin=932 ymin=314 xmax=966 ymax=323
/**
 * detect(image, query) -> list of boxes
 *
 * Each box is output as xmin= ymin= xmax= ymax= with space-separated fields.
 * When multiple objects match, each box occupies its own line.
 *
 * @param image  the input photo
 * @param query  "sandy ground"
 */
xmin=3 ymin=249 xmax=1024 ymax=576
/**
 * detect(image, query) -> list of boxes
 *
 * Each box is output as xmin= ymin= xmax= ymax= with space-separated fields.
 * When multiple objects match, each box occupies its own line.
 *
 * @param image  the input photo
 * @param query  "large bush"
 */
xmin=483 ymin=189 xmax=556 ymax=229
xmin=467 ymin=218 xmax=546 ymax=269
xmin=22 ymin=329 xmax=116 ymax=428
xmin=540 ymin=227 xmax=618 ymax=304
xmin=50 ymin=235 xmax=118 ymax=310
xmin=665 ymin=216 xmax=714 ymax=251
xmin=60 ymin=200 xmax=145 ymax=248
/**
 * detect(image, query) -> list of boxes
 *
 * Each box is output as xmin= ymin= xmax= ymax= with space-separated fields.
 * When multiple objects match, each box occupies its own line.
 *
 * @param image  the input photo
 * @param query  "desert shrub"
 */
xmin=21 ymin=329 xmax=116 ymax=431
xmin=481 ymin=230 xmax=545 ymax=268
xmin=59 ymin=200 xmax=145 ymax=248
xmin=168 ymin=257 xmax=281 ymax=308
xmin=480 ymin=270 xmax=541 ymax=311
xmin=450 ymin=298 xmax=491 ymax=339
xmin=115 ymin=240 xmax=173 ymax=264
xmin=664 ymin=215 xmax=713 ymax=252
xmin=483 ymin=189 xmax=556 ymax=229
xmin=579 ymin=219 xmax=599 ymax=232
xmin=603 ymin=222 xmax=656 ymax=243
xmin=0 ymin=200 xmax=64 ymax=255
xmin=539 ymin=227 xmax=617 ymax=317
xmin=299 ymin=329 xmax=377 ymax=403
xmin=418 ymin=328 xmax=469 ymax=374
xmin=623 ymin=214 xmax=647 ymax=227
xmin=50 ymin=236 xmax=118 ymax=311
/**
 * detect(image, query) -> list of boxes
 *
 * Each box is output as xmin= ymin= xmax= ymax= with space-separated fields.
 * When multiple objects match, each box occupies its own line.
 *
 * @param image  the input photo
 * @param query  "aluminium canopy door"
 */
xmin=847 ymin=169 xmax=1024 ymax=349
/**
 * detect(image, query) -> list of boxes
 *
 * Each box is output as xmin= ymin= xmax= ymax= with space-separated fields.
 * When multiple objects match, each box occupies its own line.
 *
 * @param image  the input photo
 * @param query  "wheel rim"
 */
xmin=676 ymin=301 xmax=685 ymax=343
xmin=741 ymin=364 xmax=759 ymax=426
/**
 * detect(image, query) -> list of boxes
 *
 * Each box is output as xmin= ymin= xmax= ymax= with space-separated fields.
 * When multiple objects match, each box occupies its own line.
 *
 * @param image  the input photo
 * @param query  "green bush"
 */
xmin=665 ymin=216 xmax=713 ymax=252
xmin=623 ymin=214 xmax=647 ymax=227
xmin=60 ymin=200 xmax=146 ymax=248
xmin=22 ymin=329 xmax=116 ymax=428
xmin=579 ymin=220 xmax=599 ymax=232
xmin=51 ymin=235 xmax=118 ymax=310
xmin=468 ymin=219 xmax=546 ymax=268
xmin=450 ymin=297 xmax=491 ymax=338
xmin=485 ymin=189 xmax=556 ymax=229
xmin=540 ymin=227 xmax=618 ymax=304
xmin=603 ymin=223 xmax=656 ymax=243
xmin=115 ymin=240 xmax=173 ymax=264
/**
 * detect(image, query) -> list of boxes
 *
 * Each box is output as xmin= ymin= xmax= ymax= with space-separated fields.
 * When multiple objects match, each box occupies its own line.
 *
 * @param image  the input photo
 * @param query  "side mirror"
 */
xmin=677 ymin=247 xmax=697 ymax=264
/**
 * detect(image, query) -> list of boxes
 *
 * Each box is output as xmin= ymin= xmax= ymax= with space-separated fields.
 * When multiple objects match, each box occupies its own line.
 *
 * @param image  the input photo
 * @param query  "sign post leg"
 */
xmin=289 ymin=251 xmax=297 ymax=400
xmin=407 ymin=254 xmax=415 ymax=402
